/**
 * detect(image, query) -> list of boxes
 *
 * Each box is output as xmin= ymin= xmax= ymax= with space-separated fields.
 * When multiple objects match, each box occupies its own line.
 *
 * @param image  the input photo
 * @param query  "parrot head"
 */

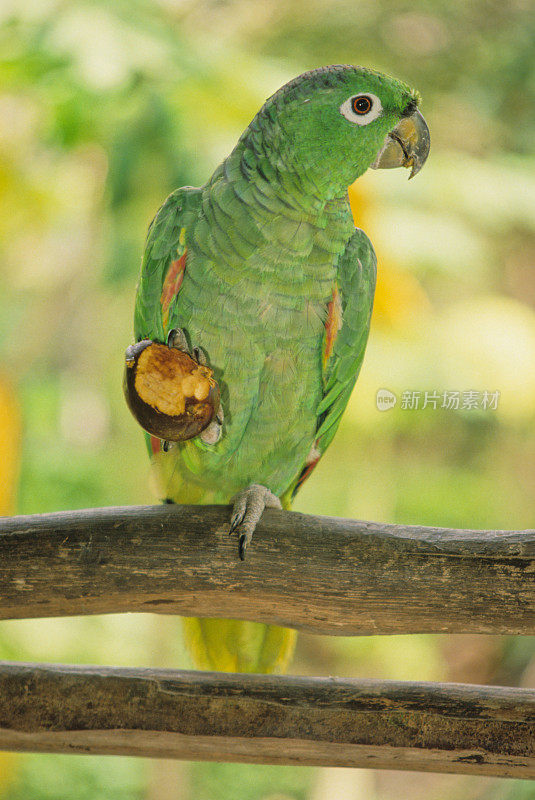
xmin=254 ymin=64 xmax=429 ymax=196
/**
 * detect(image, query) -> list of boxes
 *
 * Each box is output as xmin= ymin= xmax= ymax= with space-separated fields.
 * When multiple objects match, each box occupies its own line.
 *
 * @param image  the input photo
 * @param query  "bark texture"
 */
xmin=0 ymin=505 xmax=532 ymax=635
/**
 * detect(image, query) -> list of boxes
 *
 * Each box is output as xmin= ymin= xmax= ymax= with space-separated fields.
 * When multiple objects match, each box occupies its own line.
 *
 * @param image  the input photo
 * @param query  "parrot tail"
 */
xmin=181 ymin=617 xmax=297 ymax=673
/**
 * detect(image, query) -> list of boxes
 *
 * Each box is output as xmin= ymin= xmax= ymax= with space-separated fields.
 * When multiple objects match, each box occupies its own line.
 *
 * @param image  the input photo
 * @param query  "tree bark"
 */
xmin=0 ymin=662 xmax=532 ymax=778
xmin=0 ymin=505 xmax=533 ymax=635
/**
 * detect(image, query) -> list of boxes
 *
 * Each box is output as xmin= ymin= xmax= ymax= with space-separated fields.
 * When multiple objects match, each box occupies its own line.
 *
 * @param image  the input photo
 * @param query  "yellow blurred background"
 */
xmin=0 ymin=1 xmax=534 ymax=798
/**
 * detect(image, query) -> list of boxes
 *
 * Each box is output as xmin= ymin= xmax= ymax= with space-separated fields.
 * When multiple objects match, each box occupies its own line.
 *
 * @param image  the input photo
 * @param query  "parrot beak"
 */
xmin=370 ymin=109 xmax=430 ymax=179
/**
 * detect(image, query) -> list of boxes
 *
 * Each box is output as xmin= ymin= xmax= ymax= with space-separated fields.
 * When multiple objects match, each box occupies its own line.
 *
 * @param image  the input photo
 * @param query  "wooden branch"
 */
xmin=0 ymin=505 xmax=533 ymax=635
xmin=0 ymin=661 xmax=533 ymax=778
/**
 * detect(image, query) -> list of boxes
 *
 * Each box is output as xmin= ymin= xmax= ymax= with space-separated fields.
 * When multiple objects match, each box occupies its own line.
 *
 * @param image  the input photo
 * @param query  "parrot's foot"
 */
xmin=200 ymin=406 xmax=224 ymax=445
xmin=167 ymin=328 xmax=207 ymax=365
xmin=229 ymin=484 xmax=282 ymax=561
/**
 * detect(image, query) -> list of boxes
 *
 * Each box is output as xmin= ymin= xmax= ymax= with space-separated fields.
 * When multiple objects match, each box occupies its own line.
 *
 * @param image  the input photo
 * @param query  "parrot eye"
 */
xmin=340 ymin=93 xmax=382 ymax=126
xmin=353 ymin=95 xmax=372 ymax=114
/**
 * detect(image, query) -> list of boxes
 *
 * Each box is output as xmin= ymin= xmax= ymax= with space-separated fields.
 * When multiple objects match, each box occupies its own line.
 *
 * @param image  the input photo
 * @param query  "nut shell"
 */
xmin=124 ymin=340 xmax=220 ymax=442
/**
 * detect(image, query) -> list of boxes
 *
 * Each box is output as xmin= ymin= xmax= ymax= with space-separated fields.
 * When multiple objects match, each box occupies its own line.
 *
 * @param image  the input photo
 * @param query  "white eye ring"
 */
xmin=339 ymin=93 xmax=382 ymax=126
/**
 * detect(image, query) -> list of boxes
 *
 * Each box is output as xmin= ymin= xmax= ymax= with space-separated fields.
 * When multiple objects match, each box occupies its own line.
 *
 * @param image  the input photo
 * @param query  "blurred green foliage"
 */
xmin=0 ymin=1 xmax=534 ymax=798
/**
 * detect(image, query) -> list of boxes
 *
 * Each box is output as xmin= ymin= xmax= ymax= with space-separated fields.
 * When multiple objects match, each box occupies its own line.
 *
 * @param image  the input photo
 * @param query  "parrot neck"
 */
xmin=238 ymin=115 xmax=365 ymax=203
xmin=229 ymin=136 xmax=353 ymax=218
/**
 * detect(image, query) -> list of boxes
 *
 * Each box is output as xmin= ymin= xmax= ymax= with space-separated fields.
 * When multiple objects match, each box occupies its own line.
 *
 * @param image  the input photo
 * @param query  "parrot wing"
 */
xmin=134 ymin=186 xmax=201 ymax=343
xmin=286 ymin=226 xmax=377 ymax=501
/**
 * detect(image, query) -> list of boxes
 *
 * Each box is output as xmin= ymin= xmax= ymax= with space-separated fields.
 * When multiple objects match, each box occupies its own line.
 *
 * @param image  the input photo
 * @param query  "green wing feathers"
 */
xmin=134 ymin=187 xmax=200 ymax=344
xmin=317 ymin=227 xmax=377 ymax=447
xmin=286 ymin=227 xmax=377 ymax=501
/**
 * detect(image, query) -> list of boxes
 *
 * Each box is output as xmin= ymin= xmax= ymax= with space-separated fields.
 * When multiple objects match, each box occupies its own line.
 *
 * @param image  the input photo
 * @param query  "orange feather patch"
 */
xmin=161 ymin=250 xmax=187 ymax=329
xmin=294 ymin=455 xmax=320 ymax=494
xmin=322 ymin=284 xmax=342 ymax=369
xmin=292 ymin=441 xmax=321 ymax=498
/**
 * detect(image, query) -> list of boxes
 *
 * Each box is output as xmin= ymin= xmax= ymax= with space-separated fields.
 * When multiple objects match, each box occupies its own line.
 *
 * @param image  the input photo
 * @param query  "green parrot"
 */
xmin=127 ymin=65 xmax=429 ymax=674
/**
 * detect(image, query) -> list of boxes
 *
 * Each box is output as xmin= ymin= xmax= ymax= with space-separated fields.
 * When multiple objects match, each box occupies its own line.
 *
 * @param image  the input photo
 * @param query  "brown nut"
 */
xmin=123 ymin=339 xmax=220 ymax=442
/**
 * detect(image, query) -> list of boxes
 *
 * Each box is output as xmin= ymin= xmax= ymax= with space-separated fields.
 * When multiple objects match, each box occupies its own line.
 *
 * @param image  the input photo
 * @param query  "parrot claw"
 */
xmin=229 ymin=484 xmax=282 ymax=560
xmin=167 ymin=328 xmax=189 ymax=352
xmin=200 ymin=406 xmax=224 ymax=445
xmin=238 ymin=534 xmax=248 ymax=562
xmin=167 ymin=329 xmax=207 ymax=366
xmin=199 ymin=420 xmax=221 ymax=445
xmin=192 ymin=345 xmax=207 ymax=366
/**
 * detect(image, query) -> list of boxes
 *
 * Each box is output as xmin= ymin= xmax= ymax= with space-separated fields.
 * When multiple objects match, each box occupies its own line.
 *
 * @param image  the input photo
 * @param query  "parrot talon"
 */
xmin=229 ymin=484 xmax=282 ymax=559
xmin=200 ymin=406 xmax=224 ymax=445
xmin=229 ymin=507 xmax=246 ymax=536
xmin=168 ymin=328 xmax=209 ymax=367
xmin=167 ymin=328 xmax=190 ymax=353
xmin=238 ymin=533 xmax=248 ymax=561
xmin=192 ymin=345 xmax=207 ymax=366
xmin=200 ymin=419 xmax=222 ymax=445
